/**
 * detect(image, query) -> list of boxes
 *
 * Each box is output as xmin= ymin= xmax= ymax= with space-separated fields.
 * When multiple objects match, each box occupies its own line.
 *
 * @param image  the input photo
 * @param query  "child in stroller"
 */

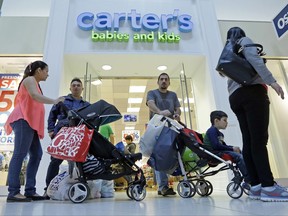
xmin=52 ymin=100 xmax=146 ymax=203
xmin=143 ymin=115 xmax=248 ymax=199
xmin=202 ymin=111 xmax=250 ymax=189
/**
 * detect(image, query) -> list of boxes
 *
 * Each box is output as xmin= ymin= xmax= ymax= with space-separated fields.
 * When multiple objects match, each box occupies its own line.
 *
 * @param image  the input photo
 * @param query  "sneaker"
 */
xmin=248 ymin=184 xmax=261 ymax=200
xmin=160 ymin=186 xmax=176 ymax=196
xmin=157 ymin=191 xmax=162 ymax=195
xmin=43 ymin=191 xmax=50 ymax=200
xmin=261 ymin=183 xmax=288 ymax=202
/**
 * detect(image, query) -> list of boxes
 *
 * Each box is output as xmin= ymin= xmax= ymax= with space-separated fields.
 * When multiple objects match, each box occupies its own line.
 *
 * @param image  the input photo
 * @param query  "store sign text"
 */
xmin=273 ymin=4 xmax=288 ymax=38
xmin=0 ymin=74 xmax=21 ymax=146
xmin=77 ymin=9 xmax=193 ymax=43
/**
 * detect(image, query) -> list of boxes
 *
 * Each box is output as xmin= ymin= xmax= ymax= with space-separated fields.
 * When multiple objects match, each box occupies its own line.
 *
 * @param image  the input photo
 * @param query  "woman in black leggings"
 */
xmin=225 ymin=27 xmax=287 ymax=202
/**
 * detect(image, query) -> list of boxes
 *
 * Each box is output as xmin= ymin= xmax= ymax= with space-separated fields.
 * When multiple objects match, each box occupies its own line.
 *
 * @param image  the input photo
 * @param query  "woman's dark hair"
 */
xmin=226 ymin=27 xmax=246 ymax=45
xmin=210 ymin=110 xmax=228 ymax=125
xmin=18 ymin=60 xmax=48 ymax=92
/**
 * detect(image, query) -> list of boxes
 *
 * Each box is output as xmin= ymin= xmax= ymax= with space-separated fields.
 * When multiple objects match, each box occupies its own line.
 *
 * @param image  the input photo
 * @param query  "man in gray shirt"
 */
xmin=146 ymin=72 xmax=181 ymax=196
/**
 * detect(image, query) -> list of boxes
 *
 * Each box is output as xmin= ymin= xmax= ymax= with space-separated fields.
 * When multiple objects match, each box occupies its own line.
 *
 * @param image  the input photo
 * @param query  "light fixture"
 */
xmin=127 ymin=107 xmax=140 ymax=112
xmin=129 ymin=86 xmax=146 ymax=93
xmin=157 ymin=65 xmax=167 ymax=71
xmin=125 ymin=126 xmax=135 ymax=130
xmin=184 ymin=98 xmax=194 ymax=103
xmin=91 ymin=79 xmax=102 ymax=85
xmin=102 ymin=65 xmax=112 ymax=70
xmin=180 ymin=107 xmax=190 ymax=112
xmin=128 ymin=98 xmax=143 ymax=103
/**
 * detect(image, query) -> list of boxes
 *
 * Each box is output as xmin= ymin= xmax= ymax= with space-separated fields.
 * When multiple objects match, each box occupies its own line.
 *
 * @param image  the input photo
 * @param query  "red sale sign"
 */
xmin=0 ymin=74 xmax=22 ymax=148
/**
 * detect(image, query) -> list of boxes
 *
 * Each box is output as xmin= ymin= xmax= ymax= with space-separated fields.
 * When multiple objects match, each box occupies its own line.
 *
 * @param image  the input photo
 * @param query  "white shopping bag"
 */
xmin=139 ymin=114 xmax=167 ymax=157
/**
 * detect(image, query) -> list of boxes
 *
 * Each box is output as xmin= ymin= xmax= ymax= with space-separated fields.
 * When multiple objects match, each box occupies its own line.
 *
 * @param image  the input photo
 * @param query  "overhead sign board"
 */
xmin=273 ymin=4 xmax=288 ymax=38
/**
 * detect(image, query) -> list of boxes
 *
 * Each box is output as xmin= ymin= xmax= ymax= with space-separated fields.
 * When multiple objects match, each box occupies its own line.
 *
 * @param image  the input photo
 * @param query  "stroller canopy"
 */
xmin=69 ymin=100 xmax=122 ymax=128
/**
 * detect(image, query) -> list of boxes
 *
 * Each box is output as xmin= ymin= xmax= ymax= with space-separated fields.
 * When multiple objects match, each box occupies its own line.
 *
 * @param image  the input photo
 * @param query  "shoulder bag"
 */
xmin=215 ymin=40 xmax=264 ymax=85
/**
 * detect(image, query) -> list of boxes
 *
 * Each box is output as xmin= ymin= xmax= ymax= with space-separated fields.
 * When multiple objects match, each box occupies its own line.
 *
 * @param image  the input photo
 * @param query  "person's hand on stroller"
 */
xmin=173 ymin=113 xmax=181 ymax=122
xmin=159 ymin=109 xmax=172 ymax=117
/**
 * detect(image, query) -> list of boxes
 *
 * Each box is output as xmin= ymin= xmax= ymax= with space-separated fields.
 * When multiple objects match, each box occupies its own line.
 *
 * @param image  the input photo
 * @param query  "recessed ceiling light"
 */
xmin=102 ymin=65 xmax=112 ymax=70
xmin=127 ymin=107 xmax=140 ymax=112
xmin=184 ymin=98 xmax=194 ymax=103
xmin=91 ymin=79 xmax=102 ymax=85
xmin=157 ymin=65 xmax=167 ymax=71
xmin=129 ymin=86 xmax=146 ymax=93
xmin=128 ymin=98 xmax=143 ymax=103
xmin=180 ymin=107 xmax=190 ymax=112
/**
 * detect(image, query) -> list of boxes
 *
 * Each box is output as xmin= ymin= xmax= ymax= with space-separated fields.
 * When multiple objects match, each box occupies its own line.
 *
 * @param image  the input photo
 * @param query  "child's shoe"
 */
xmin=248 ymin=184 xmax=261 ymax=200
xmin=261 ymin=183 xmax=288 ymax=202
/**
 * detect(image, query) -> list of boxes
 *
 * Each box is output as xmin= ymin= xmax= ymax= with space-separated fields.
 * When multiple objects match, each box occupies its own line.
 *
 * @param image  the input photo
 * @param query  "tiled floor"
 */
xmin=1 ymin=189 xmax=288 ymax=216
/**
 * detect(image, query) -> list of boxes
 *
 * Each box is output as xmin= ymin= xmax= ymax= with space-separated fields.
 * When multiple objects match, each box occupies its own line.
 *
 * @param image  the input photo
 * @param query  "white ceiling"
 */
xmin=64 ymin=54 xmax=205 ymax=78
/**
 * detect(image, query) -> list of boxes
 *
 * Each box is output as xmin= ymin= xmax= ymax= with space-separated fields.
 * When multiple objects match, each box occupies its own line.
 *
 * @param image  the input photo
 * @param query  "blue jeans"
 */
xmin=155 ymin=170 xmax=169 ymax=191
xmin=8 ymin=119 xmax=43 ymax=197
xmin=222 ymin=151 xmax=250 ymax=183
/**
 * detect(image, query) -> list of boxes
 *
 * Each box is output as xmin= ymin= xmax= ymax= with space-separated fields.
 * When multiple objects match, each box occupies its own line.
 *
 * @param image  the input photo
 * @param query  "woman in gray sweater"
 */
xmin=226 ymin=27 xmax=287 ymax=202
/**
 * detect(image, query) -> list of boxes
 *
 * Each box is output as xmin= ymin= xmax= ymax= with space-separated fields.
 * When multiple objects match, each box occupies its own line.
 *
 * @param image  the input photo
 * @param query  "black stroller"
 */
xmin=64 ymin=100 xmax=146 ymax=203
xmin=146 ymin=116 xmax=247 ymax=199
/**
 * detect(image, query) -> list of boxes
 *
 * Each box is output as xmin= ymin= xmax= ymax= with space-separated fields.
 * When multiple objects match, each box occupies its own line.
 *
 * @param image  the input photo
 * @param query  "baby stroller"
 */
xmin=59 ymin=100 xmax=146 ymax=203
xmin=145 ymin=116 xmax=246 ymax=199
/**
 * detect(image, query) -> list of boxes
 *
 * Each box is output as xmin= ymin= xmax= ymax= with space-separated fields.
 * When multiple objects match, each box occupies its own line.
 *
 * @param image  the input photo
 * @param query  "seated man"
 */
xmin=203 ymin=110 xmax=250 ymax=187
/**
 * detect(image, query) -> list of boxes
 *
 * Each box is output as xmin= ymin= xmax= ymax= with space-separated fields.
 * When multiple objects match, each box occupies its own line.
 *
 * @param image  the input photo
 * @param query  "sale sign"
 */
xmin=0 ymin=74 xmax=22 ymax=148
xmin=122 ymin=130 xmax=140 ymax=143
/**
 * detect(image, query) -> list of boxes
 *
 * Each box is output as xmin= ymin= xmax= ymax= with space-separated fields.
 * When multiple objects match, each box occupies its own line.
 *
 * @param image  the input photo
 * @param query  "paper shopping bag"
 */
xmin=47 ymin=124 xmax=94 ymax=162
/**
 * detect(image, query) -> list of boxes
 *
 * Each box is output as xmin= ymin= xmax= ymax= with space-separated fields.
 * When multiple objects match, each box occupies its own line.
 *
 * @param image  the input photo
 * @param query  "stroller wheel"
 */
xmin=226 ymin=182 xmax=243 ymax=199
xmin=126 ymin=184 xmax=134 ymax=200
xmin=68 ymin=182 xmax=90 ymax=203
xmin=241 ymin=182 xmax=250 ymax=195
xmin=195 ymin=180 xmax=209 ymax=196
xmin=131 ymin=184 xmax=146 ymax=201
xmin=177 ymin=181 xmax=196 ymax=198
xmin=204 ymin=180 xmax=213 ymax=196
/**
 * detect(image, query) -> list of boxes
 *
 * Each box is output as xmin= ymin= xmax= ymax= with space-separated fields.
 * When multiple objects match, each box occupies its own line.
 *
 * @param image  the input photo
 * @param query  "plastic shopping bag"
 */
xmin=147 ymin=126 xmax=179 ymax=174
xmin=139 ymin=114 xmax=167 ymax=157
xmin=47 ymin=171 xmax=78 ymax=201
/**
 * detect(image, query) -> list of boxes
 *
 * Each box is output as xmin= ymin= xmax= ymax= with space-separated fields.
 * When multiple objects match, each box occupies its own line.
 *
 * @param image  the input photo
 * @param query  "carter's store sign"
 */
xmin=77 ymin=9 xmax=193 ymax=43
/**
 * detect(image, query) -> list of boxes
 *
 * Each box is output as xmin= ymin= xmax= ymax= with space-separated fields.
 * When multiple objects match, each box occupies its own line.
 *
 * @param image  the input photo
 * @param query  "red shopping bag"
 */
xmin=47 ymin=124 xmax=94 ymax=162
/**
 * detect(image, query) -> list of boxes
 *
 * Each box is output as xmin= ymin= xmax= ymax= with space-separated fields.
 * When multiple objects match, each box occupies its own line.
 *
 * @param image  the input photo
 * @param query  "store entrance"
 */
xmin=80 ymin=72 xmax=197 ymax=145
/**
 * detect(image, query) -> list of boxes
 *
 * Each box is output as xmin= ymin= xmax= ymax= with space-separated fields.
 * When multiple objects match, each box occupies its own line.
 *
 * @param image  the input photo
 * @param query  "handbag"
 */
xmin=47 ymin=124 xmax=94 ymax=162
xmin=215 ymin=40 xmax=264 ymax=85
